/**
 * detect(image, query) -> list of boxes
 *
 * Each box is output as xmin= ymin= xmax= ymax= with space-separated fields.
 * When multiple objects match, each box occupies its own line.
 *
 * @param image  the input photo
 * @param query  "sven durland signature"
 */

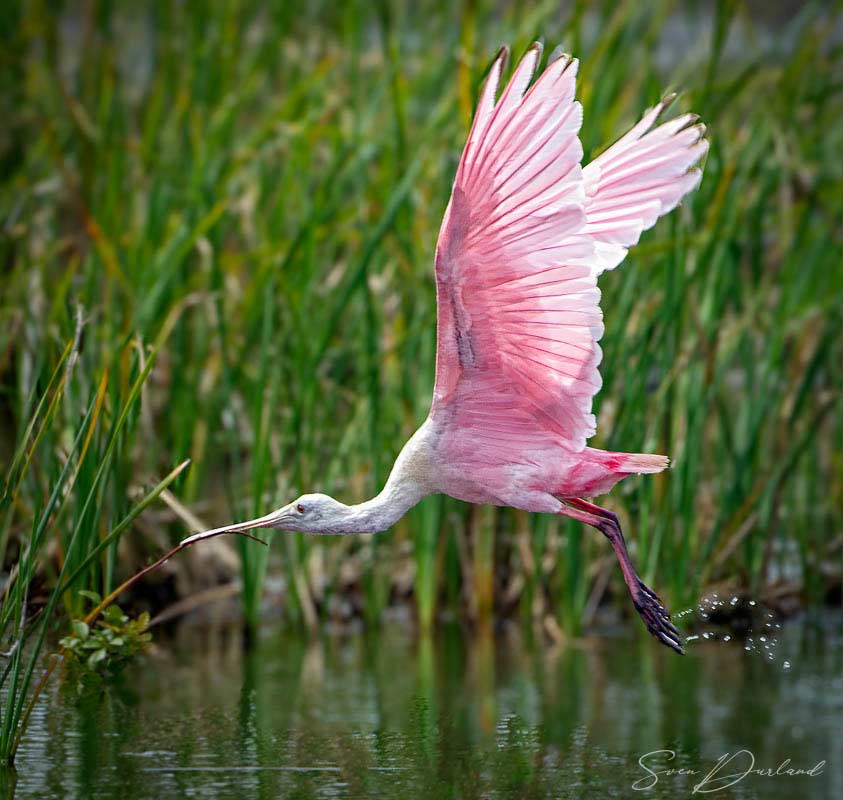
xmin=632 ymin=749 xmax=825 ymax=793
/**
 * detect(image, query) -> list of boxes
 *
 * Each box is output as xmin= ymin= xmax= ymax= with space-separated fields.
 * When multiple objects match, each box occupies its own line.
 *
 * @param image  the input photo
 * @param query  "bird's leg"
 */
xmin=558 ymin=498 xmax=683 ymax=654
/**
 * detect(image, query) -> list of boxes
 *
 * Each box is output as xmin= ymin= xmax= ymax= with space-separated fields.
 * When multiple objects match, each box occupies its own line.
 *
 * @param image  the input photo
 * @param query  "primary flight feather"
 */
xmin=183 ymin=43 xmax=708 ymax=653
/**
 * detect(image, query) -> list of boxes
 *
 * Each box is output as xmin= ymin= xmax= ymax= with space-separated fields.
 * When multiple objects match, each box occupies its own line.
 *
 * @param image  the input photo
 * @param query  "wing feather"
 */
xmin=583 ymin=99 xmax=708 ymax=274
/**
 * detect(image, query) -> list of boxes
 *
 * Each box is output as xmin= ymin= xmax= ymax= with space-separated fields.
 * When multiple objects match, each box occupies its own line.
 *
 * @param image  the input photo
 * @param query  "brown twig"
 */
xmin=83 ymin=529 xmax=268 ymax=626
xmin=9 ymin=528 xmax=267 ymax=760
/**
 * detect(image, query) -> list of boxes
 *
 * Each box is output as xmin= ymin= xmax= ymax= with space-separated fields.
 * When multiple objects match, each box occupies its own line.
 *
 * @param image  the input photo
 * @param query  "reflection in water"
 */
xmin=8 ymin=612 xmax=842 ymax=799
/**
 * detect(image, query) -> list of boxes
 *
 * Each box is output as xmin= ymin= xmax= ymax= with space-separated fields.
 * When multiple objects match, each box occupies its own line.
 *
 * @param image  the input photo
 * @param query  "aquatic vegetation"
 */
xmin=59 ymin=604 xmax=152 ymax=677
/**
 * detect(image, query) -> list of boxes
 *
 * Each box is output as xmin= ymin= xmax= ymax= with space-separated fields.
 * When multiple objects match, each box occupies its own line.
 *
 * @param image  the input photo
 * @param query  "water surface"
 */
xmin=10 ymin=611 xmax=841 ymax=799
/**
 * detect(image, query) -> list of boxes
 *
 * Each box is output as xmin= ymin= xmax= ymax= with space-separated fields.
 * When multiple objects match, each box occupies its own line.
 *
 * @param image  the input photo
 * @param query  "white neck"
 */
xmin=325 ymin=422 xmax=435 ymax=534
xmin=331 ymin=474 xmax=425 ymax=534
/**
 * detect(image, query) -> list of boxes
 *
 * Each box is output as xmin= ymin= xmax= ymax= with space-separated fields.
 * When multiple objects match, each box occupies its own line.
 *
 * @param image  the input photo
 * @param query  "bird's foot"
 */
xmin=631 ymin=580 xmax=684 ymax=654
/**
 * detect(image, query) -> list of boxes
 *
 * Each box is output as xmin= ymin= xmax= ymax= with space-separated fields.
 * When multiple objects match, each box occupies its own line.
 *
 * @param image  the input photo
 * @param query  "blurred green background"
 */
xmin=1 ymin=0 xmax=841 ymax=665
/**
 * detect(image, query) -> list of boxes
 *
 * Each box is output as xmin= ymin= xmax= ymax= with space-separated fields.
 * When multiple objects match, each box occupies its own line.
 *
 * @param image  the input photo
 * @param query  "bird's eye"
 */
xmin=296 ymin=504 xmax=306 ymax=514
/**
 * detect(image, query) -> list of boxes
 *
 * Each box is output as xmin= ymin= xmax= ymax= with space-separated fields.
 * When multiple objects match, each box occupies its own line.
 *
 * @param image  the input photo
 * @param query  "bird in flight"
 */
xmin=183 ymin=43 xmax=707 ymax=653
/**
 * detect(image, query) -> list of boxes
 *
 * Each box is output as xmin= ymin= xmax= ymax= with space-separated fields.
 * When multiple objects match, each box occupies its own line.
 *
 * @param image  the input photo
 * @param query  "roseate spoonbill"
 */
xmin=183 ymin=43 xmax=707 ymax=653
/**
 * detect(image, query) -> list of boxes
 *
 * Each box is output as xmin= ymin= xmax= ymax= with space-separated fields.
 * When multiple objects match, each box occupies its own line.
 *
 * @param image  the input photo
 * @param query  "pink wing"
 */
xmin=432 ymin=44 xmax=597 ymax=461
xmin=431 ymin=44 xmax=706 ymax=472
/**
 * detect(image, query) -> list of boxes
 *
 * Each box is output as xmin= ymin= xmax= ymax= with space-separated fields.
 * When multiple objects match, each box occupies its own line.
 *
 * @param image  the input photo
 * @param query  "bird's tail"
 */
xmin=614 ymin=452 xmax=670 ymax=474
xmin=555 ymin=448 xmax=669 ymax=498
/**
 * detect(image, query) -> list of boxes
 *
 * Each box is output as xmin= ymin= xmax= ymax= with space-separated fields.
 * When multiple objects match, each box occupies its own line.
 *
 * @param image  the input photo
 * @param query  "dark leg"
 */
xmin=559 ymin=497 xmax=683 ymax=654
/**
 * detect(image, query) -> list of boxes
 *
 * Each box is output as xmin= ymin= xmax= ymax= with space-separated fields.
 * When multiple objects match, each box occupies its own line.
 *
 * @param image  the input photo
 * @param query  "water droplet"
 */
xmin=723 ymin=635 xmax=731 ymax=642
xmin=744 ymin=645 xmax=752 ymax=651
xmin=749 ymin=600 xmax=756 ymax=606
xmin=760 ymin=636 xmax=767 ymax=643
xmin=685 ymin=635 xmax=700 ymax=642
xmin=730 ymin=597 xmax=739 ymax=606
xmin=783 ymin=661 xmax=791 ymax=670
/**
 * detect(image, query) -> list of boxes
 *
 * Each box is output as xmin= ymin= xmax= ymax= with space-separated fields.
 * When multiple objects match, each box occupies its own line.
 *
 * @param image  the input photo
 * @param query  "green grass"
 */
xmin=1 ymin=0 xmax=842 ymax=756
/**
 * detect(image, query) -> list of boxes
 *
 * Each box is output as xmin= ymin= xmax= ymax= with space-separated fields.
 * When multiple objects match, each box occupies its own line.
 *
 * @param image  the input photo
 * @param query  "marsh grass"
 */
xmin=1 ymin=0 xmax=842 ymax=756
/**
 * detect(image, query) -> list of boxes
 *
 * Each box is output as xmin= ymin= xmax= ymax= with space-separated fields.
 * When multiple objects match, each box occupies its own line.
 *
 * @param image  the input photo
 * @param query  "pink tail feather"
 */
xmin=555 ymin=448 xmax=670 ymax=498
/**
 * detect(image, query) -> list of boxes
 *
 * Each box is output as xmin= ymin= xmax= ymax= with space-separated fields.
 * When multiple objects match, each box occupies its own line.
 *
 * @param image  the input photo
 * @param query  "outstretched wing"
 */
xmin=431 ymin=44 xmax=706 ymax=466
xmin=432 ymin=44 xmax=598 ymax=458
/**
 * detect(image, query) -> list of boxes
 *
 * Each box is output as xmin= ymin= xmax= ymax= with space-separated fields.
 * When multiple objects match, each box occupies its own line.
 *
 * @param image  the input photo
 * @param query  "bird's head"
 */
xmin=266 ymin=493 xmax=349 ymax=533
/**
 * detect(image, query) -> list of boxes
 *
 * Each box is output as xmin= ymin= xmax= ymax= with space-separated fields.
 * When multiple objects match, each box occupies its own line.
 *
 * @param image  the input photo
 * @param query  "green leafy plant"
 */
xmin=59 ymin=597 xmax=152 ymax=678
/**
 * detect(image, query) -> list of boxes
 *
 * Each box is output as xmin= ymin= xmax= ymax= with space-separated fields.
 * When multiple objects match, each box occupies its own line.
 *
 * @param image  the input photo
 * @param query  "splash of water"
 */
xmin=675 ymin=592 xmax=791 ymax=670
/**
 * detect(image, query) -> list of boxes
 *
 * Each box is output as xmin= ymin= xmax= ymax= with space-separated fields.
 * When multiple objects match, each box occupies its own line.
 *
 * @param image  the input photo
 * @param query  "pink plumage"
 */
xmin=185 ymin=43 xmax=707 ymax=654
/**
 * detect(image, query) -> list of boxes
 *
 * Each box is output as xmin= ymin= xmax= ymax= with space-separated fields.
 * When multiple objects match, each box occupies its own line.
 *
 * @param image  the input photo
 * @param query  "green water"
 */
xmin=6 ymin=612 xmax=841 ymax=799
